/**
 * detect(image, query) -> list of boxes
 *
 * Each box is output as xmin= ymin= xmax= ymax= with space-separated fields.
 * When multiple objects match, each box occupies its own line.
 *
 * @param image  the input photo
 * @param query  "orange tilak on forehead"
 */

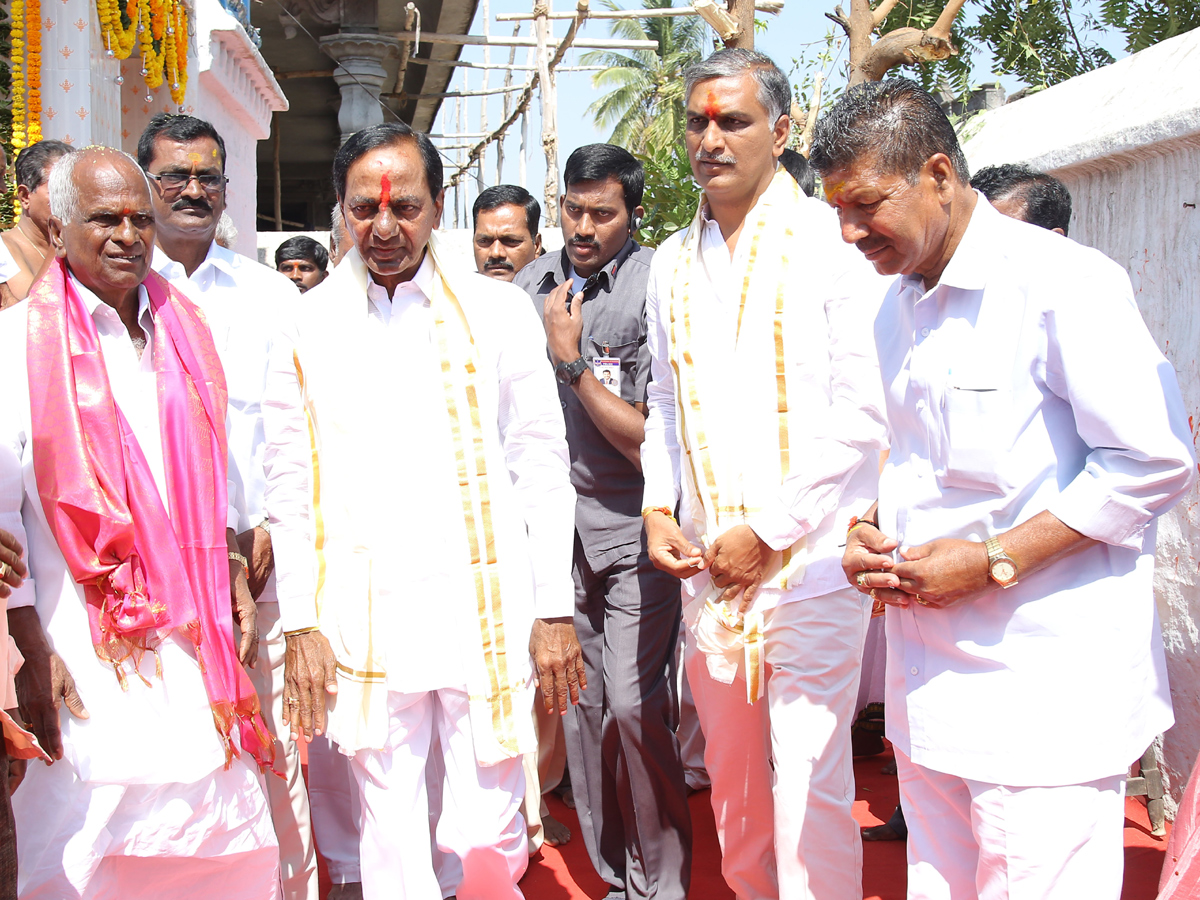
xmin=187 ymin=152 xmax=203 ymax=163
xmin=703 ymin=90 xmax=721 ymax=120
xmin=823 ymin=179 xmax=847 ymax=205
xmin=379 ymin=173 xmax=391 ymax=207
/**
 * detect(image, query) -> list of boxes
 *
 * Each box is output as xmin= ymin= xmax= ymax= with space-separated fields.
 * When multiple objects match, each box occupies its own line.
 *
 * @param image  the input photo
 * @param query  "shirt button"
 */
xmin=915 ymin=399 xmax=926 ymax=411
xmin=910 ymin=666 xmax=919 ymax=675
xmin=561 ymin=401 xmax=567 ymax=409
xmin=920 ymin=327 xmax=930 ymax=337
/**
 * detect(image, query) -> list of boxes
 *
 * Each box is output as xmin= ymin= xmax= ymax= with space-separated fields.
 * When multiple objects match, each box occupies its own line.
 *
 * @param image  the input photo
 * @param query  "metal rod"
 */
xmin=275 ymin=69 xmax=336 ymax=79
xmin=496 ymin=0 xmax=781 ymax=18
xmin=382 ymin=83 xmax=530 ymax=100
xmin=405 ymin=59 xmax=603 ymax=71
xmin=382 ymin=30 xmax=658 ymax=49
xmin=272 ymin=113 xmax=282 ymax=231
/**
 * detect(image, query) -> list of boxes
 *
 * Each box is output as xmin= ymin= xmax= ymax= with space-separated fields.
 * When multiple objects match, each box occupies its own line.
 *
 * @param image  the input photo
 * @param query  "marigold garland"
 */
xmin=26 ymin=0 xmax=42 ymax=145
xmin=11 ymin=0 xmax=26 ymax=159
xmin=96 ymin=0 xmax=188 ymax=106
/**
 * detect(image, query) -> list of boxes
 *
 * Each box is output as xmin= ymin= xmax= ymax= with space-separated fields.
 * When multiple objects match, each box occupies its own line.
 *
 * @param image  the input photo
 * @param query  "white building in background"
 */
xmin=962 ymin=27 xmax=1200 ymax=812
xmin=18 ymin=0 xmax=287 ymax=258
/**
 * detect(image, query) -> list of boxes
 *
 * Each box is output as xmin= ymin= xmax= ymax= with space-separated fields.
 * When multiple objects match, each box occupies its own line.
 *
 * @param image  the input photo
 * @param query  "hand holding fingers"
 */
xmin=645 ymin=514 xmax=706 ymax=578
xmin=890 ymin=539 xmax=991 ymax=609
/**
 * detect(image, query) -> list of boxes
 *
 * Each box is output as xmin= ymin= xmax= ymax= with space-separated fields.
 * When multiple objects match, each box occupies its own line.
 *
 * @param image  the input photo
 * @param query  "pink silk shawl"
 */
xmin=26 ymin=257 xmax=273 ymax=770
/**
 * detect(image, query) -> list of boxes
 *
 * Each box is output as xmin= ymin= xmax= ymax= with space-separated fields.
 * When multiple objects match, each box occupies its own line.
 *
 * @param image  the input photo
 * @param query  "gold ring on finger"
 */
xmin=0 ymin=561 xmax=8 ymax=580
xmin=916 ymin=595 xmax=931 ymax=607
xmin=856 ymin=571 xmax=868 ymax=588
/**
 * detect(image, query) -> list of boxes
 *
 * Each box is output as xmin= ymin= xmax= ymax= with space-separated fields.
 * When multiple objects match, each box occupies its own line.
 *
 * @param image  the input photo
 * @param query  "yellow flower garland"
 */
xmin=10 ymin=0 xmax=25 ymax=218
xmin=95 ymin=0 xmax=188 ymax=104
xmin=26 ymin=0 xmax=42 ymax=145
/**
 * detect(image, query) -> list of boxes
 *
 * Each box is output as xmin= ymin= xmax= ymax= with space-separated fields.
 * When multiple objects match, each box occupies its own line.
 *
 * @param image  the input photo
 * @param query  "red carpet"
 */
xmin=306 ymin=744 xmax=1169 ymax=898
xmin=519 ymin=749 xmax=1170 ymax=900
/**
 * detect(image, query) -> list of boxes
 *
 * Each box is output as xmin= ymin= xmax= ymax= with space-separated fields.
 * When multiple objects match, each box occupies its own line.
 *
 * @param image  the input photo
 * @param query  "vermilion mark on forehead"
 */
xmin=380 ymin=173 xmax=391 ymax=208
xmin=703 ymin=90 xmax=721 ymax=120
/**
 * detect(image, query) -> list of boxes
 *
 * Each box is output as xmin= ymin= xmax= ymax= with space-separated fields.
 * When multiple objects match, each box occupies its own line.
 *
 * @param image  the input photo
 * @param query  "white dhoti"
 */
xmin=308 ymin=735 xmax=361 ymax=885
xmin=14 ymin=753 xmax=279 ymax=900
xmin=351 ymin=689 xmax=527 ymax=900
xmin=249 ymin=600 xmax=319 ymax=900
xmin=896 ymin=749 xmax=1126 ymax=900
xmin=686 ymin=587 xmax=869 ymax=900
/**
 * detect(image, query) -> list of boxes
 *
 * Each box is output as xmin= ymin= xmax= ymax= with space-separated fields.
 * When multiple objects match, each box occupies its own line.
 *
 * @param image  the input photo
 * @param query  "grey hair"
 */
xmin=330 ymin=202 xmax=348 ymax=250
xmin=48 ymin=147 xmax=151 ymax=224
xmin=683 ymin=49 xmax=792 ymax=125
xmin=214 ymin=212 xmax=238 ymax=249
xmin=810 ymin=77 xmax=970 ymax=185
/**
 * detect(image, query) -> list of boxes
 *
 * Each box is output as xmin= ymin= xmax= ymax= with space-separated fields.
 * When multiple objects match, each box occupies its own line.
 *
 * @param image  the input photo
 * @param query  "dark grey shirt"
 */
xmin=514 ymin=239 xmax=656 ymax=570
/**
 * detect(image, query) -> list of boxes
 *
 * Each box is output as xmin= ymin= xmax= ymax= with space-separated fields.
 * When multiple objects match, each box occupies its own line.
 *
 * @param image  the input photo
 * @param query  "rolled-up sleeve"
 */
xmin=494 ymin=288 xmax=577 ymax=620
xmin=641 ymin=244 xmax=684 ymax=515
xmin=747 ymin=252 xmax=889 ymax=551
xmin=261 ymin=319 xmax=318 ymax=632
xmin=1044 ymin=259 xmax=1196 ymax=550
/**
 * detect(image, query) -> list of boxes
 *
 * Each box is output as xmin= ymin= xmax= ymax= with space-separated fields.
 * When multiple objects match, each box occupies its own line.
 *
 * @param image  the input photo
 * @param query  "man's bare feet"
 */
xmin=542 ymin=813 xmax=572 ymax=846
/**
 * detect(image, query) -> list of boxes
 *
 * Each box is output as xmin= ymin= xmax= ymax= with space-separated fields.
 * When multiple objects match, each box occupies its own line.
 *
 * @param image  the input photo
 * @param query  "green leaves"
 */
xmin=635 ymin=143 xmax=700 ymax=249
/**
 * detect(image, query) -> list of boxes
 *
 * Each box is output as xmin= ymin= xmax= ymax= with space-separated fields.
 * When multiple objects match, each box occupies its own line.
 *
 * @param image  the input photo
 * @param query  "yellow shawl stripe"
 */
xmin=293 ymin=353 xmax=329 ymax=617
xmin=428 ymin=246 xmax=519 ymax=756
xmin=669 ymin=169 xmax=803 ymax=703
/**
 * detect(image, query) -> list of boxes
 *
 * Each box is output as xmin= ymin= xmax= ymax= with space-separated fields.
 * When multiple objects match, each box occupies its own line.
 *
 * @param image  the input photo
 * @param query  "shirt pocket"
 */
xmin=938 ymin=385 xmax=1014 ymax=495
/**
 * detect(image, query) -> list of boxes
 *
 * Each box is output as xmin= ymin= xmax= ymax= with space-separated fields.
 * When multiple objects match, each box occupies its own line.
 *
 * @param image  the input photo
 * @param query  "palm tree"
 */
xmin=581 ymin=0 xmax=710 ymax=154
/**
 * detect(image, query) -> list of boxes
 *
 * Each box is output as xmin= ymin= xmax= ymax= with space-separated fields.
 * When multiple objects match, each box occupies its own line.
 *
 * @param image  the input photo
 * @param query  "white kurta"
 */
xmin=641 ymin=192 xmax=891 ymax=608
xmin=153 ymin=243 xmax=316 ymax=900
xmin=263 ymin=243 xmax=575 ymax=752
xmin=875 ymin=197 xmax=1195 ymax=787
xmin=0 ymin=275 xmax=277 ymax=898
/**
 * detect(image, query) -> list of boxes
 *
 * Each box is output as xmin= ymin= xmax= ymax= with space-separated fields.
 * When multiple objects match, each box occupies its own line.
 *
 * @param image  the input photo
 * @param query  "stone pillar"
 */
xmin=319 ymin=33 xmax=400 ymax=144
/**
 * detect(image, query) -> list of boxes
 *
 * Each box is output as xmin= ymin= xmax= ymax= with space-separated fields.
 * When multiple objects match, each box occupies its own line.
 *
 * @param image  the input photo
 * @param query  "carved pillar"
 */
xmin=319 ymin=33 xmax=400 ymax=144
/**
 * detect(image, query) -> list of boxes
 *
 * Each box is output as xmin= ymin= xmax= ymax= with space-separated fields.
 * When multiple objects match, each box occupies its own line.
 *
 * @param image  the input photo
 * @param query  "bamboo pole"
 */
xmin=479 ymin=0 xmax=489 ymax=191
xmin=382 ymin=30 xmax=656 ymax=49
xmin=497 ymin=25 xmax=520 ymax=184
xmin=496 ymin=1 xmax=781 ymax=19
xmin=535 ymin=0 xmax=557 ymax=227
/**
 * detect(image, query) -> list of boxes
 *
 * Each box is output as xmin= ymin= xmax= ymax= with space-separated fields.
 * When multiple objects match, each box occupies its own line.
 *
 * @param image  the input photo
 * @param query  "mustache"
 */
xmin=171 ymin=196 xmax=212 ymax=212
xmin=485 ymin=257 xmax=514 ymax=271
xmin=568 ymin=236 xmax=600 ymax=248
xmin=695 ymin=149 xmax=737 ymax=165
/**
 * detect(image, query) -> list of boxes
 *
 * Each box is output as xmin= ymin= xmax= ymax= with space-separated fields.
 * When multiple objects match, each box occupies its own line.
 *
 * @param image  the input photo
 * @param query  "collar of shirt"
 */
xmin=151 ymin=241 xmax=239 ymax=293
xmin=69 ymin=269 xmax=153 ymax=338
xmin=365 ymin=250 xmax=434 ymax=325
xmin=900 ymin=191 xmax=997 ymax=298
xmin=539 ymin=237 xmax=637 ymax=298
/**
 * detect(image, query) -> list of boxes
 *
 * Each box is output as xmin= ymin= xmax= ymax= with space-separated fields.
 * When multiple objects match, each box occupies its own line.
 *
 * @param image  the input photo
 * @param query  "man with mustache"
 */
xmin=0 ymin=145 xmax=278 ymax=899
xmin=641 ymin=49 xmax=889 ymax=900
xmin=139 ymin=114 xmax=319 ymax=900
xmin=473 ymin=184 xmax=543 ymax=282
xmin=816 ymin=78 xmax=1195 ymax=900
xmin=514 ymin=143 xmax=692 ymax=900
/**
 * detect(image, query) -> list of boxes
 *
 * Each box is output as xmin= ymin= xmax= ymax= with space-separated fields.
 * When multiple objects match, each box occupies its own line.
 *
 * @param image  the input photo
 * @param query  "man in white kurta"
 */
xmin=641 ymin=50 xmax=888 ymax=900
xmin=262 ymin=123 xmax=578 ymax=900
xmin=137 ymin=113 xmax=318 ymax=900
xmin=2 ymin=147 xmax=279 ymax=900
xmin=815 ymin=77 xmax=1196 ymax=899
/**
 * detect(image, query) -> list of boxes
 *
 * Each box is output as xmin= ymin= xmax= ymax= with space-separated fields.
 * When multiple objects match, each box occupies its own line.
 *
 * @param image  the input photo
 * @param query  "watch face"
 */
xmin=991 ymin=560 xmax=1017 ymax=584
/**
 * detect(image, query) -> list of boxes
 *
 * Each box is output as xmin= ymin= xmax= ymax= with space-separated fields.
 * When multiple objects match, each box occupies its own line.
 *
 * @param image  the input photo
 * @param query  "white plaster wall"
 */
xmin=963 ymin=28 xmax=1200 ymax=811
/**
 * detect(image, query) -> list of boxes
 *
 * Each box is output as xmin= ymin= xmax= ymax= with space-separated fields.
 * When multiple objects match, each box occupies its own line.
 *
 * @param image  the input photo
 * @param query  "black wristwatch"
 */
xmin=555 ymin=356 xmax=588 ymax=386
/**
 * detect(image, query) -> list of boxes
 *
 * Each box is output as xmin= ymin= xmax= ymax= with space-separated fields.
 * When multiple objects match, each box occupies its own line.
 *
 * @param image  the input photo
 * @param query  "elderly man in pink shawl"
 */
xmin=0 ymin=146 xmax=280 ymax=900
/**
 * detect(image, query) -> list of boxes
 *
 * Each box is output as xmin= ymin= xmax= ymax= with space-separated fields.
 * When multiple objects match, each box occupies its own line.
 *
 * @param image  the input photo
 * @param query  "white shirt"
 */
xmin=153 ymin=242 xmax=296 ymax=604
xmin=876 ymin=198 xmax=1195 ymax=786
xmin=0 ymin=274 xmax=237 ymax=785
xmin=0 ymin=237 xmax=19 ymax=282
xmin=641 ymin=196 xmax=890 ymax=605
xmin=263 ymin=250 xmax=575 ymax=695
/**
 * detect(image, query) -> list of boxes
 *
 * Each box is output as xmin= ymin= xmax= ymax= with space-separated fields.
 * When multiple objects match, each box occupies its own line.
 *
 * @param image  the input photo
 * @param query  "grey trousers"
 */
xmin=563 ymin=536 xmax=692 ymax=900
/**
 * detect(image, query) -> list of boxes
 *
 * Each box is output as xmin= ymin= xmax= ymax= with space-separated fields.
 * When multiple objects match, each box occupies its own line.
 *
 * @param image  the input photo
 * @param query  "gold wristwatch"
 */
xmin=984 ymin=537 xmax=1018 ymax=588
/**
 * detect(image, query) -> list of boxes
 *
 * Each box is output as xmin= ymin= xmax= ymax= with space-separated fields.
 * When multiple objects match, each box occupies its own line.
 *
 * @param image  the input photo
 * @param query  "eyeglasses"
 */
xmin=146 ymin=172 xmax=228 ymax=195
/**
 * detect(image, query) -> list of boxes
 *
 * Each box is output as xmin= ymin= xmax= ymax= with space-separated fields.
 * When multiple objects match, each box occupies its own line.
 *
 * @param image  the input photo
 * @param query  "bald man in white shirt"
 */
xmin=816 ymin=78 xmax=1196 ymax=900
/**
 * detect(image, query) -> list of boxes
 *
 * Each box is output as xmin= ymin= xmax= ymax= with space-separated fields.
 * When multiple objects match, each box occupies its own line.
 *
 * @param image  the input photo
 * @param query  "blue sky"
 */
xmin=434 ymin=0 xmax=1129 ymax=230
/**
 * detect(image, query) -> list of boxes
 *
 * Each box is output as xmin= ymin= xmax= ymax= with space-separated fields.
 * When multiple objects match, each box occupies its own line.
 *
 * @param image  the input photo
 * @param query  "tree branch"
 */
xmin=825 ymin=6 xmax=850 ymax=35
xmin=927 ymin=0 xmax=967 ymax=42
xmin=871 ymin=0 xmax=900 ymax=28
xmin=798 ymin=72 xmax=823 ymax=157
